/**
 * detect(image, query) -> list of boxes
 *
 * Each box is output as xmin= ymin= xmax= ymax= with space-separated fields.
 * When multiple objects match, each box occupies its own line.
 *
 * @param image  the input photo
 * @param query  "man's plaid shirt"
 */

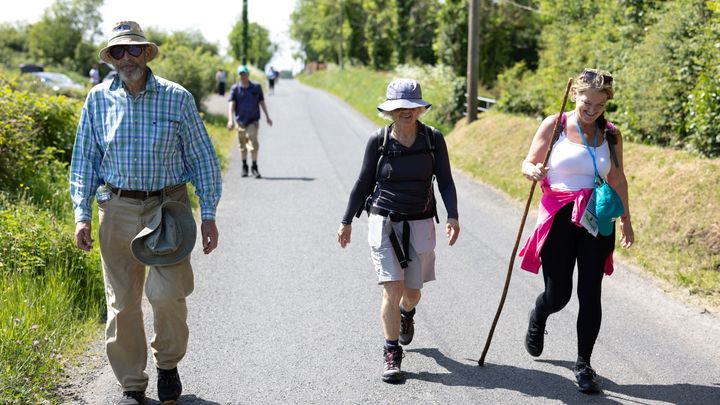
xmin=70 ymin=69 xmax=221 ymax=222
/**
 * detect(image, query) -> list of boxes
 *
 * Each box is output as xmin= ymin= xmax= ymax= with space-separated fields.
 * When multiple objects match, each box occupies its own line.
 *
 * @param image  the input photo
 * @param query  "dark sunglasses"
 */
xmin=109 ymin=45 xmax=145 ymax=60
xmin=581 ymin=69 xmax=613 ymax=85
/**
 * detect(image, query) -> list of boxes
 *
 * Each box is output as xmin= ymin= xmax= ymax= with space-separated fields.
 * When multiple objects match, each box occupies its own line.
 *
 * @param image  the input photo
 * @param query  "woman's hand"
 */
xmin=337 ymin=223 xmax=352 ymax=248
xmin=446 ymin=218 xmax=460 ymax=246
xmin=619 ymin=217 xmax=634 ymax=249
xmin=522 ymin=161 xmax=548 ymax=182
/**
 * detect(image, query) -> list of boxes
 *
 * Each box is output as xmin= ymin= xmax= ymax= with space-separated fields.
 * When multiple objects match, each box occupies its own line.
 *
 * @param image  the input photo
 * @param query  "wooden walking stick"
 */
xmin=478 ymin=78 xmax=573 ymax=366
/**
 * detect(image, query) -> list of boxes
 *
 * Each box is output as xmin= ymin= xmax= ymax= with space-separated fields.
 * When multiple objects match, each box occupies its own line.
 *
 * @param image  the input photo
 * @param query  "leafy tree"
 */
xmin=685 ymin=3 xmax=720 ymax=156
xmin=229 ymin=21 xmax=275 ymax=69
xmin=163 ymin=30 xmax=219 ymax=56
xmin=27 ymin=14 xmax=83 ymax=67
xmin=395 ymin=0 xmax=411 ymax=64
xmin=290 ymin=0 xmax=342 ymax=63
xmin=151 ymin=44 xmax=220 ymax=110
xmin=25 ymin=0 xmax=103 ymax=73
xmin=363 ymin=0 xmax=395 ymax=69
xmin=397 ymin=0 xmax=440 ymax=65
xmin=0 ymin=23 xmax=29 ymax=69
xmin=477 ymin=0 xmax=540 ymax=86
xmin=344 ymin=0 xmax=370 ymax=64
xmin=434 ymin=0 xmax=468 ymax=76
xmin=0 ymin=23 xmax=28 ymax=53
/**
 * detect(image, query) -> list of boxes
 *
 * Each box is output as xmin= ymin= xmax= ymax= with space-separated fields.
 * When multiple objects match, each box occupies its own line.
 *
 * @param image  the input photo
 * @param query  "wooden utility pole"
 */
xmin=242 ymin=0 xmax=249 ymax=65
xmin=466 ymin=0 xmax=480 ymax=122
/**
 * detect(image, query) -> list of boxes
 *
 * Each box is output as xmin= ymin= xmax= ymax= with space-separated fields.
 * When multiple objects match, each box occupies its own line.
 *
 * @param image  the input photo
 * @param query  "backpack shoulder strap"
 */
xmin=605 ymin=120 xmax=620 ymax=168
xmin=375 ymin=125 xmax=391 ymax=179
xmin=421 ymin=122 xmax=437 ymax=172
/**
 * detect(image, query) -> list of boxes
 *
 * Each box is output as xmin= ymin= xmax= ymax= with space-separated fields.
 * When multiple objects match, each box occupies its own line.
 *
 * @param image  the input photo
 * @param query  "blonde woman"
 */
xmin=519 ymin=69 xmax=634 ymax=393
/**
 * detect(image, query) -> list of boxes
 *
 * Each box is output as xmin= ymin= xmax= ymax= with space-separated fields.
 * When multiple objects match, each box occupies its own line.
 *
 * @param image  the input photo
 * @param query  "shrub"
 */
xmin=394 ymin=64 xmax=465 ymax=132
xmin=150 ymin=44 xmax=220 ymax=109
xmin=0 ymin=74 xmax=80 ymax=215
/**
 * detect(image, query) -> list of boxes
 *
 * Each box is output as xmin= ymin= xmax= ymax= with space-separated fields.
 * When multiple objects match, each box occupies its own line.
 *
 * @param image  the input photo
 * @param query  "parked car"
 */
xmin=19 ymin=63 xmax=44 ymax=73
xmin=30 ymin=72 xmax=84 ymax=92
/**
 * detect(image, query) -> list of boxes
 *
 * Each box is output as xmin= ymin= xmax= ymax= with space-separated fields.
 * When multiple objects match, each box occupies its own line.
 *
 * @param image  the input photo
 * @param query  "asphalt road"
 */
xmin=65 ymin=80 xmax=720 ymax=404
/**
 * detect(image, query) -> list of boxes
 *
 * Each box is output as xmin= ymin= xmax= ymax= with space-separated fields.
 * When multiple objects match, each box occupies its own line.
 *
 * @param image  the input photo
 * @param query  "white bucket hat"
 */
xmin=131 ymin=200 xmax=197 ymax=266
xmin=377 ymin=78 xmax=432 ymax=112
xmin=98 ymin=21 xmax=159 ymax=64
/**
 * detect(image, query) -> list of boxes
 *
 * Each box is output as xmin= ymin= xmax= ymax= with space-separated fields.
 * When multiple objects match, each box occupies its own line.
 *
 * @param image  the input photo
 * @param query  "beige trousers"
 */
xmin=98 ymin=185 xmax=194 ymax=392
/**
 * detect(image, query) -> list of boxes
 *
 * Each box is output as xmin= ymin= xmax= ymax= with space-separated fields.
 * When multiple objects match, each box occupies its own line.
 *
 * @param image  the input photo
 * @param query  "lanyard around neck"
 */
xmin=576 ymin=120 xmax=599 ymax=179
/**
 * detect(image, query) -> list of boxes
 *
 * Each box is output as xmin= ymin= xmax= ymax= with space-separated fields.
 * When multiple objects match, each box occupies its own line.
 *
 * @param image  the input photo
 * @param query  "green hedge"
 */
xmin=497 ymin=0 xmax=720 ymax=157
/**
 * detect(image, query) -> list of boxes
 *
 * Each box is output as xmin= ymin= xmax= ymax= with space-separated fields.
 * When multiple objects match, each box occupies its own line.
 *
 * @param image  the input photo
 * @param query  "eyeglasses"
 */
xmin=108 ymin=45 xmax=145 ymax=60
xmin=581 ymin=69 xmax=613 ymax=86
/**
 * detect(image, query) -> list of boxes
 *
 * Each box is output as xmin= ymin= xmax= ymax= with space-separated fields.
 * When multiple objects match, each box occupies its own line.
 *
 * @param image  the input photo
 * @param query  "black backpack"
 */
xmin=355 ymin=122 xmax=439 ymax=222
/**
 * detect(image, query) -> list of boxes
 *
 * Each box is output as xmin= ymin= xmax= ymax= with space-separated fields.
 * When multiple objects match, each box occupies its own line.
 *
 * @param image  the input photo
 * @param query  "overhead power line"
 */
xmin=493 ymin=0 xmax=540 ymax=13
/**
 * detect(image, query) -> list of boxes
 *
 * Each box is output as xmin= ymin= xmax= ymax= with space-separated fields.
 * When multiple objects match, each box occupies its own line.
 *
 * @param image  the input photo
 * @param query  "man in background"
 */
xmin=227 ymin=65 xmax=273 ymax=178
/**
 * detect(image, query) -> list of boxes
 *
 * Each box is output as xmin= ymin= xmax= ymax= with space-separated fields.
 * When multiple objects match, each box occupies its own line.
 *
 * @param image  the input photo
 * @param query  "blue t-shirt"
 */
xmin=228 ymin=81 xmax=264 ymax=126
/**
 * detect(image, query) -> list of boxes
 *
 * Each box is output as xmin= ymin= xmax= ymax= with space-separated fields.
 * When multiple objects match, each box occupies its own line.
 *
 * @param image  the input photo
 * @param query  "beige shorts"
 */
xmin=237 ymin=122 xmax=259 ymax=153
xmin=367 ymin=214 xmax=436 ymax=289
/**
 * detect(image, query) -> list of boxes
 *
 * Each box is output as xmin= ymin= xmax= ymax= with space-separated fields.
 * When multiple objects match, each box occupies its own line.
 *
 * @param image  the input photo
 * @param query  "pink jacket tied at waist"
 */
xmin=518 ymin=179 xmax=615 ymax=276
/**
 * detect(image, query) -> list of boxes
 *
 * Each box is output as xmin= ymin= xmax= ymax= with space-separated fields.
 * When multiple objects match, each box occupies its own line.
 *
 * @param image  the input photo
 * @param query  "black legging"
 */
xmin=532 ymin=203 xmax=615 ymax=363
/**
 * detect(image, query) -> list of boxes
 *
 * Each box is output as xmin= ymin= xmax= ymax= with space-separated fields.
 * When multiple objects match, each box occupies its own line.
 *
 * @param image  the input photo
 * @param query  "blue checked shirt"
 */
xmin=70 ymin=69 xmax=222 ymax=222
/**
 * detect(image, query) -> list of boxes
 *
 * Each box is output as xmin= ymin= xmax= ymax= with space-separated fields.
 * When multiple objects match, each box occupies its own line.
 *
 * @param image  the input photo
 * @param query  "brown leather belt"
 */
xmin=110 ymin=184 xmax=183 ymax=200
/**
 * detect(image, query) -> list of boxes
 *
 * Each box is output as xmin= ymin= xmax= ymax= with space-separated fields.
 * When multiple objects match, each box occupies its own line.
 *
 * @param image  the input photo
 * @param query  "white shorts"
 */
xmin=367 ymin=213 xmax=436 ymax=289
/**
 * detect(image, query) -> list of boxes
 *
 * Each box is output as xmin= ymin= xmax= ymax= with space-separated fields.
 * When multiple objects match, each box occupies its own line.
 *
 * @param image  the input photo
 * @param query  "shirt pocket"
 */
xmin=149 ymin=118 xmax=181 ymax=154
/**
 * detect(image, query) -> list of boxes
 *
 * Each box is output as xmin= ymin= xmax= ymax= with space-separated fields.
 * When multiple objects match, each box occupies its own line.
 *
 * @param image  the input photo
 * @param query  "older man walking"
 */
xmin=69 ymin=21 xmax=222 ymax=405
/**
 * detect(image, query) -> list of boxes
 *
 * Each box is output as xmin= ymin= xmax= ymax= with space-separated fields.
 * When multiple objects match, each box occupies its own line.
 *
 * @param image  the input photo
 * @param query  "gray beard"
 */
xmin=118 ymin=67 xmax=144 ymax=83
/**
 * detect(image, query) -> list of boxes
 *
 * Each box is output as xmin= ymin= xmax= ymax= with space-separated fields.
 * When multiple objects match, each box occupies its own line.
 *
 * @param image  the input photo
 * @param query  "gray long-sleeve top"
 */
xmin=341 ymin=122 xmax=458 ymax=224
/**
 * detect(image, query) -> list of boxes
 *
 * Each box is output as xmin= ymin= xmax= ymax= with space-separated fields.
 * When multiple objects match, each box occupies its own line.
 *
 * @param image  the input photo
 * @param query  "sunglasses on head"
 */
xmin=109 ymin=45 xmax=145 ymax=60
xmin=581 ymin=69 xmax=613 ymax=85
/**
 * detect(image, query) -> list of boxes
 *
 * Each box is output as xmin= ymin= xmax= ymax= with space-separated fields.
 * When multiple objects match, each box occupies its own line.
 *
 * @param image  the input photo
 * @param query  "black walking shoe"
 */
xmin=157 ymin=367 xmax=182 ymax=404
xmin=382 ymin=346 xmax=404 ymax=383
xmin=117 ymin=391 xmax=145 ymax=405
xmin=251 ymin=164 xmax=261 ymax=178
xmin=524 ymin=310 xmax=546 ymax=357
xmin=574 ymin=364 xmax=601 ymax=393
xmin=399 ymin=313 xmax=415 ymax=345
xmin=242 ymin=164 xmax=249 ymax=177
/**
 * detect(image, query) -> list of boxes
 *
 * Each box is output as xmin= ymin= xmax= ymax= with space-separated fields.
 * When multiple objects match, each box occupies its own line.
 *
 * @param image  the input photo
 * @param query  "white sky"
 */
xmin=2 ymin=0 xmax=302 ymax=71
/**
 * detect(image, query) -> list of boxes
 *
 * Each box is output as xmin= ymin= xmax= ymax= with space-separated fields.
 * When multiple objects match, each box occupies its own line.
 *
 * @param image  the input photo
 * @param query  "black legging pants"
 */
xmin=532 ymin=203 xmax=615 ymax=362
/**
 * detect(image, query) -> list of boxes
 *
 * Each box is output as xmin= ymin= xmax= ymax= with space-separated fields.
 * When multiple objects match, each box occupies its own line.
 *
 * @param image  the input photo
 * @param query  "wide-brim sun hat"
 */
xmin=377 ymin=78 xmax=432 ymax=112
xmin=98 ymin=21 xmax=159 ymax=64
xmin=131 ymin=200 xmax=197 ymax=266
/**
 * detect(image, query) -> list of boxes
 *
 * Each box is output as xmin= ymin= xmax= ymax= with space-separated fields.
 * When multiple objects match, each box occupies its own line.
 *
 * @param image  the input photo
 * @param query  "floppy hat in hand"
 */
xmin=377 ymin=78 xmax=432 ymax=112
xmin=99 ymin=21 xmax=159 ymax=64
xmin=131 ymin=201 xmax=197 ymax=266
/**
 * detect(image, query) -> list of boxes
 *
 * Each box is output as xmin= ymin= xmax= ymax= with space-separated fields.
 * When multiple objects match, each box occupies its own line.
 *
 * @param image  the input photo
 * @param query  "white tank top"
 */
xmin=547 ymin=132 xmax=611 ymax=191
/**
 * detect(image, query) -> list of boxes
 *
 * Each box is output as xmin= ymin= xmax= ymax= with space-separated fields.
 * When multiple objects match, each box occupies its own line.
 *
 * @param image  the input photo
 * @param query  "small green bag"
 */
xmin=593 ymin=176 xmax=624 ymax=236
xmin=576 ymin=121 xmax=624 ymax=237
